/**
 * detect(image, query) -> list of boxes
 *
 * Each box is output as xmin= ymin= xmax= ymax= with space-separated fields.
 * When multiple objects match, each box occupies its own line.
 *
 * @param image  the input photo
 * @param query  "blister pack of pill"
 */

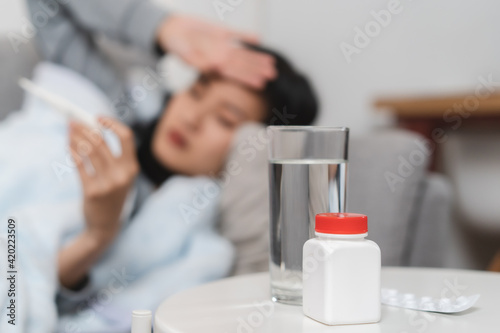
xmin=381 ymin=288 xmax=480 ymax=313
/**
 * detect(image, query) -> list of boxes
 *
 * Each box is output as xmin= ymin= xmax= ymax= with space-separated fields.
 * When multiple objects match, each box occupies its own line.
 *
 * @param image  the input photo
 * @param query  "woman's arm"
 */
xmin=63 ymin=0 xmax=169 ymax=52
xmin=59 ymin=117 xmax=139 ymax=290
xmin=58 ymin=230 xmax=116 ymax=289
xmin=26 ymin=0 xmax=275 ymax=94
xmin=25 ymin=0 xmax=168 ymax=115
xmin=25 ymin=0 xmax=123 ymax=105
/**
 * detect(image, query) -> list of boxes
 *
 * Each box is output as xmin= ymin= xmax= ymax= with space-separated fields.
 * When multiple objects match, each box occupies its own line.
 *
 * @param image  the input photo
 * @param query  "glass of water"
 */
xmin=267 ymin=126 xmax=349 ymax=305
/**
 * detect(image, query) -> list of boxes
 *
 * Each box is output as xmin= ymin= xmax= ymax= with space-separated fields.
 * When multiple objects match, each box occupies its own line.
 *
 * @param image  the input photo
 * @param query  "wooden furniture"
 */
xmin=374 ymin=92 xmax=500 ymax=169
xmin=488 ymin=250 xmax=500 ymax=272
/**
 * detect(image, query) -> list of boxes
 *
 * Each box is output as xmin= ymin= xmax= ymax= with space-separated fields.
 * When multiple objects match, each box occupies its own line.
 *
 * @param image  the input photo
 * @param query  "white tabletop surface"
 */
xmin=155 ymin=267 xmax=500 ymax=333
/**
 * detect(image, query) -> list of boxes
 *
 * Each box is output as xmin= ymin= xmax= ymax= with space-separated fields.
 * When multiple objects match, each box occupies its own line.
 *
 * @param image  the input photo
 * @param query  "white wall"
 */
xmin=261 ymin=0 xmax=500 ymax=135
xmin=164 ymin=0 xmax=500 ymax=135
xmin=3 ymin=0 xmax=500 ymax=136
xmin=0 ymin=0 xmax=27 ymax=33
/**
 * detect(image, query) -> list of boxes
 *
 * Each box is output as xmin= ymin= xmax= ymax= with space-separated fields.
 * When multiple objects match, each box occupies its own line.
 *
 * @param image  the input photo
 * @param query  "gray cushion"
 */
xmin=0 ymin=37 xmax=39 ymax=119
xmin=407 ymin=173 xmax=453 ymax=267
xmin=218 ymin=123 xmax=270 ymax=275
xmin=348 ymin=130 xmax=430 ymax=266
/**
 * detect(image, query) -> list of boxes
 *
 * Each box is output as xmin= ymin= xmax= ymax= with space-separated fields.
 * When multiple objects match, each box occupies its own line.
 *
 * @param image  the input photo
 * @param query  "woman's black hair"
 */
xmin=133 ymin=96 xmax=175 ymax=186
xmin=135 ymin=45 xmax=319 ymax=186
xmin=245 ymin=43 xmax=319 ymax=126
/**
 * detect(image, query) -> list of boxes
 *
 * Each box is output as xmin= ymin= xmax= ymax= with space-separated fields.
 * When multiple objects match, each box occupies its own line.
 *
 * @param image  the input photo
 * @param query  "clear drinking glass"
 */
xmin=267 ymin=126 xmax=349 ymax=305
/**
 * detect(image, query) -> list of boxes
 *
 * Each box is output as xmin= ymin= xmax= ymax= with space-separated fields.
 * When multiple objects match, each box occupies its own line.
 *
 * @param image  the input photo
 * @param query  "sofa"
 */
xmin=0 ymin=36 xmax=455 ymax=270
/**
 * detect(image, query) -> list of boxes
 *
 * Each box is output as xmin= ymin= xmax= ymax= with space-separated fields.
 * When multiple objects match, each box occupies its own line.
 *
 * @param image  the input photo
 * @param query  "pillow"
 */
xmin=23 ymin=61 xmax=115 ymax=118
xmin=218 ymin=123 xmax=270 ymax=275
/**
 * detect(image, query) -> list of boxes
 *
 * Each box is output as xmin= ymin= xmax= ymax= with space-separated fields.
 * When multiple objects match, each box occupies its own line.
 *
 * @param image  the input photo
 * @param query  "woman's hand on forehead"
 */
xmin=156 ymin=15 xmax=277 ymax=89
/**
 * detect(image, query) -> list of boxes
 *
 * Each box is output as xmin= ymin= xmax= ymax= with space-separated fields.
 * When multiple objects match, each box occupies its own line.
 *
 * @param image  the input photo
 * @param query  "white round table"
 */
xmin=155 ymin=267 xmax=500 ymax=333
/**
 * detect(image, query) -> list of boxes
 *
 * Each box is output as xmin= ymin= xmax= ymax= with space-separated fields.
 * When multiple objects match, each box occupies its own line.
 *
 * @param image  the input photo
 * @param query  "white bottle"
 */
xmin=303 ymin=213 xmax=381 ymax=325
xmin=131 ymin=309 xmax=152 ymax=333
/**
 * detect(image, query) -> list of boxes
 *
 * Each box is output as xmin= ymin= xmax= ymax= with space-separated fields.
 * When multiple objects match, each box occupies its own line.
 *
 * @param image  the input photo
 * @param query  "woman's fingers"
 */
xmin=97 ymin=117 xmax=139 ymax=187
xmin=98 ymin=117 xmax=136 ymax=159
xmin=69 ymin=122 xmax=108 ymax=175
xmin=158 ymin=16 xmax=275 ymax=89
xmin=79 ymin=122 xmax=115 ymax=163
xmin=69 ymin=143 xmax=90 ymax=183
xmin=228 ymin=30 xmax=259 ymax=45
xmin=209 ymin=42 xmax=276 ymax=89
xmin=219 ymin=47 xmax=276 ymax=89
xmin=240 ymin=48 xmax=276 ymax=79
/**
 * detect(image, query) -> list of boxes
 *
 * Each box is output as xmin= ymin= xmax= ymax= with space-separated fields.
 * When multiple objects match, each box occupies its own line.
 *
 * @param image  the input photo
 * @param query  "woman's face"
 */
xmin=152 ymin=75 xmax=266 ymax=176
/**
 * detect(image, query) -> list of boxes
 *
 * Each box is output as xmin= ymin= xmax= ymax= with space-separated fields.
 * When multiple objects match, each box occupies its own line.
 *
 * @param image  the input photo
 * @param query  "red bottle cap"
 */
xmin=315 ymin=213 xmax=368 ymax=234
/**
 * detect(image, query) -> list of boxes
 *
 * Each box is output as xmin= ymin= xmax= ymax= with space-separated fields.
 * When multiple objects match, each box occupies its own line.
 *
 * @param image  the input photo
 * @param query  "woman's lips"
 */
xmin=167 ymin=130 xmax=188 ymax=149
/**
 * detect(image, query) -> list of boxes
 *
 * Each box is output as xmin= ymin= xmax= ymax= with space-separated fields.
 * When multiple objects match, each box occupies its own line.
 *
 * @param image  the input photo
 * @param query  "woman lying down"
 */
xmin=0 ymin=2 xmax=318 ymax=332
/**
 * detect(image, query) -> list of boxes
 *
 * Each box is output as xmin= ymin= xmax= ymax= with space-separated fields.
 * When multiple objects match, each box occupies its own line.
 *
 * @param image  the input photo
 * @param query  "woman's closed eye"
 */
xmin=216 ymin=113 xmax=239 ymax=129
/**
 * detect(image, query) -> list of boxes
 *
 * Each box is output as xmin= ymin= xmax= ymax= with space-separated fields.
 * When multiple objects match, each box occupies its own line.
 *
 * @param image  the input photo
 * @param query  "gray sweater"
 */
xmin=25 ymin=0 xmax=169 ymax=124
